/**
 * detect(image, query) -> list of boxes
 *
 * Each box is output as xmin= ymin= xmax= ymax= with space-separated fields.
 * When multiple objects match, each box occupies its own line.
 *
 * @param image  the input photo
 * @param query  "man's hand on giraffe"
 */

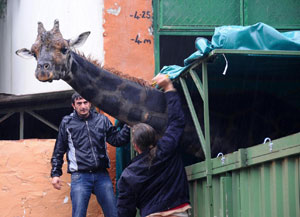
xmin=152 ymin=74 xmax=175 ymax=92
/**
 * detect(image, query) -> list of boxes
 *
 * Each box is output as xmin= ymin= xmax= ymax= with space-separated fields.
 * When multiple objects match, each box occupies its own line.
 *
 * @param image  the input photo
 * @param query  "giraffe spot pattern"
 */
xmin=101 ymin=95 xmax=120 ymax=117
xmin=121 ymin=85 xmax=141 ymax=104
xmin=97 ymin=73 xmax=122 ymax=91
xmin=127 ymin=107 xmax=143 ymax=122
xmin=145 ymin=90 xmax=167 ymax=113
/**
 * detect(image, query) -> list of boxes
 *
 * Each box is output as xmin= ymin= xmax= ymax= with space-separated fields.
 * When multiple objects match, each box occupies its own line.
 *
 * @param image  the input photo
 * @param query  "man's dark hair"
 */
xmin=71 ymin=92 xmax=83 ymax=104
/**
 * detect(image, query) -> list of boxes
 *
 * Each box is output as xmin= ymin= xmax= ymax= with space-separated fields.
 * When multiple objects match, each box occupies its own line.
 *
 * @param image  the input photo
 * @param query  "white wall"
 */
xmin=0 ymin=0 xmax=103 ymax=95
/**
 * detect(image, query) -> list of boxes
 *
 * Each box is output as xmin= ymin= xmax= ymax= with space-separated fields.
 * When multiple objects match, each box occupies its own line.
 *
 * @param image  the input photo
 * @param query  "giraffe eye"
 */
xmin=61 ymin=47 xmax=68 ymax=54
xmin=32 ymin=51 xmax=37 ymax=59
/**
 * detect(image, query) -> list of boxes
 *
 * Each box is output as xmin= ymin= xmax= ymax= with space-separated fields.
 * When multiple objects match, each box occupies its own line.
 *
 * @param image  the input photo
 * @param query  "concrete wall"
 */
xmin=0 ymin=139 xmax=117 ymax=217
xmin=0 ymin=0 xmax=104 ymax=95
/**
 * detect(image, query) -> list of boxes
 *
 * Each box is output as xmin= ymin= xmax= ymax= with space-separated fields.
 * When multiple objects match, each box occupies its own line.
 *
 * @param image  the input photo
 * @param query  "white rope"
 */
xmin=222 ymin=54 xmax=228 ymax=75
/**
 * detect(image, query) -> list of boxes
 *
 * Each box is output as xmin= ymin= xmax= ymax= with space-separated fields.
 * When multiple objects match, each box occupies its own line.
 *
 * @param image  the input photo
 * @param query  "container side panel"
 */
xmin=249 ymin=167 xmax=261 ymax=217
xmin=247 ymin=0 xmax=300 ymax=28
xmin=284 ymin=157 xmax=299 ymax=217
xmin=159 ymin=0 xmax=241 ymax=29
xmin=260 ymin=163 xmax=271 ymax=217
xmin=212 ymin=176 xmax=221 ymax=217
xmin=232 ymin=172 xmax=241 ymax=217
xmin=188 ymin=153 xmax=300 ymax=217
xmin=275 ymin=161 xmax=284 ymax=217
xmin=239 ymin=169 xmax=250 ymax=217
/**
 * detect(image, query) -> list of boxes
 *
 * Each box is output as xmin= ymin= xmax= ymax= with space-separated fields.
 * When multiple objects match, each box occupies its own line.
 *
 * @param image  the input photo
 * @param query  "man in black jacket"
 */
xmin=51 ymin=92 xmax=130 ymax=217
xmin=117 ymin=74 xmax=191 ymax=217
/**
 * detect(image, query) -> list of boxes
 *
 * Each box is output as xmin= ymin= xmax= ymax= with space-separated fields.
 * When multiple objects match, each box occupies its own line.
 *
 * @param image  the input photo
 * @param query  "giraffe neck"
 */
xmin=63 ymin=51 xmax=168 ymax=132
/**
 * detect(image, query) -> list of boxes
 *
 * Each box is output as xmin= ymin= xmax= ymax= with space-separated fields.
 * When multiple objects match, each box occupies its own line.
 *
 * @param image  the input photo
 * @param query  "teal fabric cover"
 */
xmin=115 ymin=120 xmax=131 ymax=196
xmin=160 ymin=22 xmax=300 ymax=79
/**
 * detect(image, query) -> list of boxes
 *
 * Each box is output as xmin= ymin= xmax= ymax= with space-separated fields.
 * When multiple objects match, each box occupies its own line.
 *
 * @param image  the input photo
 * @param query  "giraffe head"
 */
xmin=16 ymin=19 xmax=90 ymax=82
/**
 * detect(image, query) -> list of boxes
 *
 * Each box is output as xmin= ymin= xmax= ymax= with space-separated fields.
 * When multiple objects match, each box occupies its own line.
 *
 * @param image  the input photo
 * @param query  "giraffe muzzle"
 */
xmin=35 ymin=62 xmax=54 ymax=81
xmin=35 ymin=69 xmax=54 ymax=82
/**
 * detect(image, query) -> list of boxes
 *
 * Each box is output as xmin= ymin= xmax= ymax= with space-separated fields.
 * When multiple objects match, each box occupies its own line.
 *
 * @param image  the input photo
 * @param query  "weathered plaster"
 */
xmin=0 ymin=139 xmax=116 ymax=217
xmin=106 ymin=3 xmax=121 ymax=16
xmin=103 ymin=0 xmax=154 ymax=82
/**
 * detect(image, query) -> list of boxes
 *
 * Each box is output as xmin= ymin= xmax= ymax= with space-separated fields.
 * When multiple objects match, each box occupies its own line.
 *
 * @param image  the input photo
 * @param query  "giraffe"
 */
xmin=15 ymin=20 xmax=208 ymax=161
xmin=16 ymin=20 xmax=299 ymax=162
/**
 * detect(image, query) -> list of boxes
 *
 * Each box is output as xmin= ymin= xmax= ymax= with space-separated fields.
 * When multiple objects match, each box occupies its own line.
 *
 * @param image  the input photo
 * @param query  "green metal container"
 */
xmin=154 ymin=0 xmax=300 ymax=31
xmin=177 ymin=50 xmax=300 ymax=217
xmin=153 ymin=0 xmax=300 ymax=73
xmin=186 ymin=132 xmax=300 ymax=217
xmin=139 ymin=2 xmax=300 ymax=216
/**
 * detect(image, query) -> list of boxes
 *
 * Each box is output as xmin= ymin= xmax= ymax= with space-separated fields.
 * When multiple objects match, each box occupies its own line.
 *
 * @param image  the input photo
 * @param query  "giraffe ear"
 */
xmin=69 ymin=31 xmax=91 ymax=48
xmin=15 ymin=48 xmax=35 ymax=59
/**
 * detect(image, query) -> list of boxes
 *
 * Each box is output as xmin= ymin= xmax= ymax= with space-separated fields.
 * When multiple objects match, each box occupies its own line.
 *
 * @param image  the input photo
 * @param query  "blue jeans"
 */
xmin=70 ymin=171 xmax=117 ymax=217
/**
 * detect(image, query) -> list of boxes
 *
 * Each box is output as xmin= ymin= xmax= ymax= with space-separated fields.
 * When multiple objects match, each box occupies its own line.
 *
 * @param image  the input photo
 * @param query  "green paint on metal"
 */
xmin=250 ymin=167 xmax=261 ymax=217
xmin=201 ymin=62 xmax=211 ymax=159
xmin=260 ymin=164 xmax=271 ymax=217
xmin=210 ymin=49 xmax=300 ymax=56
xmin=158 ymin=31 xmax=214 ymax=36
xmin=154 ymin=0 xmax=300 ymax=32
xmin=189 ymin=69 xmax=204 ymax=101
xmin=243 ymin=0 xmax=248 ymax=25
xmin=158 ymin=0 xmax=241 ymax=30
xmin=237 ymin=149 xmax=247 ymax=168
xmin=150 ymin=2 xmax=300 ymax=217
xmin=247 ymin=0 xmax=300 ymax=28
xmin=186 ymin=133 xmax=300 ymax=180
xmin=202 ymin=62 xmax=213 ymax=217
xmin=211 ymin=177 xmax=220 ymax=216
xmin=275 ymin=162 xmax=284 ymax=217
xmin=239 ymin=169 xmax=249 ymax=217
xmin=153 ymin=0 xmax=160 ymax=75
xmin=240 ymin=0 xmax=245 ymax=25
xmin=232 ymin=172 xmax=241 ymax=217
xmin=220 ymin=177 xmax=233 ymax=217
xmin=179 ymin=77 xmax=207 ymax=157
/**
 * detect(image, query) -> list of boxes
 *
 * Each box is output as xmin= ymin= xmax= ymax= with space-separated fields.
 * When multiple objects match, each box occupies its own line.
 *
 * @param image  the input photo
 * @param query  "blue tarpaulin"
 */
xmin=160 ymin=23 xmax=300 ymax=79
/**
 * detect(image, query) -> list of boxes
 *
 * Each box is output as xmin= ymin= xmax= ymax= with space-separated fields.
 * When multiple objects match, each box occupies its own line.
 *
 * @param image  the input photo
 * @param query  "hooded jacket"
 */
xmin=117 ymin=91 xmax=189 ymax=217
xmin=51 ymin=109 xmax=130 ymax=177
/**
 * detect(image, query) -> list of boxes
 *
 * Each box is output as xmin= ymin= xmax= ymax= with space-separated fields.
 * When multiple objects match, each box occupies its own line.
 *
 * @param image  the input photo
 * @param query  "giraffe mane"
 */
xmin=75 ymin=50 xmax=151 ymax=87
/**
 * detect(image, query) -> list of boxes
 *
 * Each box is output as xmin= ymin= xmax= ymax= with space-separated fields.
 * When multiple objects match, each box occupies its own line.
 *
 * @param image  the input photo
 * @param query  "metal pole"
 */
xmin=0 ymin=112 xmax=15 ymax=124
xmin=179 ymin=77 xmax=207 ymax=157
xmin=26 ymin=111 xmax=58 ymax=132
xmin=202 ymin=61 xmax=213 ymax=217
xmin=19 ymin=111 xmax=24 ymax=139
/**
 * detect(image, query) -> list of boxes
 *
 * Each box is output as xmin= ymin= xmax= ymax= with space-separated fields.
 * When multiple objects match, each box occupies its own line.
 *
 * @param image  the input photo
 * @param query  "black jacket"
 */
xmin=117 ymin=91 xmax=189 ymax=217
xmin=51 ymin=109 xmax=130 ymax=177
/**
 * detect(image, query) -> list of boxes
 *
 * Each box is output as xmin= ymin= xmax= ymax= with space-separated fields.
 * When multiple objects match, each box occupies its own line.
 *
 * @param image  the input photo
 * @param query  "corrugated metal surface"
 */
xmin=238 ymin=157 xmax=299 ymax=217
xmin=186 ymin=133 xmax=300 ymax=217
